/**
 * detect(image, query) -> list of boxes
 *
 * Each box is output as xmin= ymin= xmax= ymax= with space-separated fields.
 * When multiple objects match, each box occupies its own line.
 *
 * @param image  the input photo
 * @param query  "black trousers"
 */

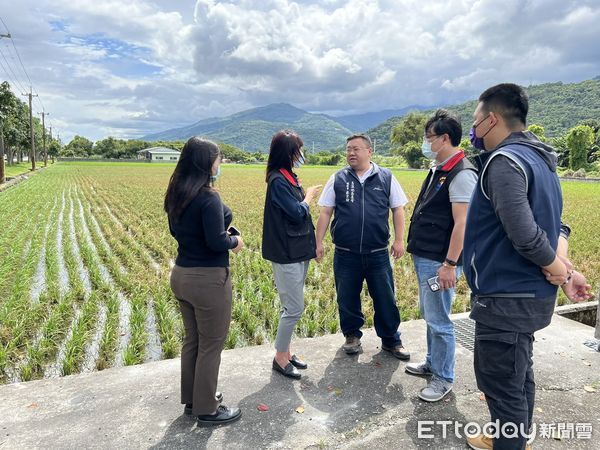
xmin=474 ymin=321 xmax=535 ymax=450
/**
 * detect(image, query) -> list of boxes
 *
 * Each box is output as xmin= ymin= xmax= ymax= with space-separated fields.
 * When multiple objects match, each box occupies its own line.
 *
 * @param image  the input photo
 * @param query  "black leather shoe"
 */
xmin=184 ymin=392 xmax=223 ymax=416
xmin=197 ymin=405 xmax=242 ymax=425
xmin=289 ymin=354 xmax=308 ymax=369
xmin=272 ymin=359 xmax=301 ymax=379
xmin=382 ymin=344 xmax=411 ymax=361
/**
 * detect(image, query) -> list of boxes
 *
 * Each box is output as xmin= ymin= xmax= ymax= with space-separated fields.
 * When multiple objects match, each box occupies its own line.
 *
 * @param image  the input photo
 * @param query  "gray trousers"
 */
xmin=170 ymin=265 xmax=232 ymax=416
xmin=272 ymin=261 xmax=309 ymax=352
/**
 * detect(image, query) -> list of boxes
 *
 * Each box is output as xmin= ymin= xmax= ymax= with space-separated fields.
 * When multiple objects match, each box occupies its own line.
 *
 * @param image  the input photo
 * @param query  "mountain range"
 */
xmin=142 ymin=77 xmax=600 ymax=154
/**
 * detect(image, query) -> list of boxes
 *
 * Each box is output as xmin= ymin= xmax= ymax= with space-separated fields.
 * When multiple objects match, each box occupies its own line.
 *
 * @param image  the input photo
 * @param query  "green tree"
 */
xmin=94 ymin=137 xmax=127 ymax=158
xmin=400 ymin=141 xmax=425 ymax=169
xmin=460 ymin=137 xmax=478 ymax=160
xmin=0 ymin=82 xmax=18 ymax=181
xmin=390 ymin=112 xmax=427 ymax=147
xmin=390 ymin=112 xmax=427 ymax=169
xmin=63 ymin=135 xmax=94 ymax=157
xmin=551 ymin=135 xmax=570 ymax=168
xmin=47 ymin=139 xmax=61 ymax=162
xmin=566 ymin=125 xmax=594 ymax=170
xmin=527 ymin=124 xmax=546 ymax=142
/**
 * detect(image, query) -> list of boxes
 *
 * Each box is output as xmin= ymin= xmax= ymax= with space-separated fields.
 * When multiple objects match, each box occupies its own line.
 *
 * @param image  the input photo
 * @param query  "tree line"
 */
xmin=0 ymin=82 xmax=61 ymax=179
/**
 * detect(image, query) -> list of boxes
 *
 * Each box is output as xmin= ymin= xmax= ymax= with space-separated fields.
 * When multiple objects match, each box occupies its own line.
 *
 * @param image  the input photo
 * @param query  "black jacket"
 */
xmin=262 ymin=170 xmax=316 ymax=264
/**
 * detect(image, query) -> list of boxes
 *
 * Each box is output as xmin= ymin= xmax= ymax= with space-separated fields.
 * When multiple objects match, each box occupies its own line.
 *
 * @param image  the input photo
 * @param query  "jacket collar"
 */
xmin=279 ymin=168 xmax=300 ymax=187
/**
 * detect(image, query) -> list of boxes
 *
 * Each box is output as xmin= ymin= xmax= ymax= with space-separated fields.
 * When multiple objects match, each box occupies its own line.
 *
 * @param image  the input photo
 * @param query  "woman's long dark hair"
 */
xmin=265 ymin=130 xmax=304 ymax=182
xmin=164 ymin=136 xmax=221 ymax=223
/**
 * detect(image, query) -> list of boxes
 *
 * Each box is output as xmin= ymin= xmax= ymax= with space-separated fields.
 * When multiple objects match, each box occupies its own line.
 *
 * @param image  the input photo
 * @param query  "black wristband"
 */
xmin=444 ymin=258 xmax=458 ymax=267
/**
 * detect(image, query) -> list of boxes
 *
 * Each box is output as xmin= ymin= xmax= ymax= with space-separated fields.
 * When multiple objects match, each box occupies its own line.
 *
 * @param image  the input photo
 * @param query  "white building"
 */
xmin=137 ymin=147 xmax=181 ymax=163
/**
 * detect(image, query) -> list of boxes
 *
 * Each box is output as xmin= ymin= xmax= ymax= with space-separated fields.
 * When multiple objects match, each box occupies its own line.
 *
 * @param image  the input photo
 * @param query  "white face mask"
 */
xmin=293 ymin=152 xmax=305 ymax=168
xmin=421 ymin=141 xmax=436 ymax=160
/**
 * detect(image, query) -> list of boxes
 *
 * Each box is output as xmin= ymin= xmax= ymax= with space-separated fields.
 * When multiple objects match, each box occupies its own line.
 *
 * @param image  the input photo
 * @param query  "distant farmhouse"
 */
xmin=137 ymin=147 xmax=180 ymax=163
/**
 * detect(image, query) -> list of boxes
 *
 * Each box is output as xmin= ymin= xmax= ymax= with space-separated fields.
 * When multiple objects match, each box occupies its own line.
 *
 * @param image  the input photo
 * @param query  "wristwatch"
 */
xmin=444 ymin=258 xmax=458 ymax=267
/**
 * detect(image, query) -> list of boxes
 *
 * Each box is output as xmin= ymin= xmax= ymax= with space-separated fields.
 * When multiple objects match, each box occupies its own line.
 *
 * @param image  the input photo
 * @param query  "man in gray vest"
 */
xmin=316 ymin=134 xmax=410 ymax=360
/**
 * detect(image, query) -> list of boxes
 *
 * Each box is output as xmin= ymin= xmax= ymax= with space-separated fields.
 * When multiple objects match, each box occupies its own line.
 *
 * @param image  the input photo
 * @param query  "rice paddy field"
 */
xmin=0 ymin=162 xmax=598 ymax=383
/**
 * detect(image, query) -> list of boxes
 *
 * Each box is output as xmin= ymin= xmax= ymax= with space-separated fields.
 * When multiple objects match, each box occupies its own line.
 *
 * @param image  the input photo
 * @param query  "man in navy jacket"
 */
xmin=464 ymin=83 xmax=593 ymax=450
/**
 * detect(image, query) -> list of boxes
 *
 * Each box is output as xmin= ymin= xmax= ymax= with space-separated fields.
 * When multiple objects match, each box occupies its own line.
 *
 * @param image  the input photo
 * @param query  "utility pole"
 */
xmin=49 ymin=126 xmax=53 ymax=164
xmin=38 ymin=111 xmax=49 ymax=167
xmin=22 ymin=87 xmax=38 ymax=171
xmin=0 ymin=33 xmax=9 ymax=182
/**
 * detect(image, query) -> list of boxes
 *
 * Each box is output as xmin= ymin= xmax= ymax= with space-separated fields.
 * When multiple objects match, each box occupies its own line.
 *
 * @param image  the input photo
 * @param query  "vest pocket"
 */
xmin=285 ymin=220 xmax=314 ymax=260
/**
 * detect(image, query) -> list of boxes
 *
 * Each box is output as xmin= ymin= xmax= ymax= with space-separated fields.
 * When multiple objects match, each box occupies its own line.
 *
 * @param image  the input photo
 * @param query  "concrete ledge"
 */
xmin=1 ymin=314 xmax=599 ymax=449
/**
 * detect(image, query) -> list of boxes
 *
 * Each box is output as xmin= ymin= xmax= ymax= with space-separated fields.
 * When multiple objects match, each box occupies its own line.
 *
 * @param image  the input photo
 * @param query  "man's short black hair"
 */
xmin=425 ymin=109 xmax=462 ymax=146
xmin=346 ymin=133 xmax=373 ymax=148
xmin=479 ymin=83 xmax=528 ymax=128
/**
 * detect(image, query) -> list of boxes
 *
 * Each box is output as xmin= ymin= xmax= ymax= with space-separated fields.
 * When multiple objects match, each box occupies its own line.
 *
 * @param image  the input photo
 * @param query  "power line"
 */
xmin=0 ymin=17 xmax=33 ymax=86
xmin=0 ymin=44 xmax=28 ymax=93
xmin=0 ymin=16 xmax=46 ymax=113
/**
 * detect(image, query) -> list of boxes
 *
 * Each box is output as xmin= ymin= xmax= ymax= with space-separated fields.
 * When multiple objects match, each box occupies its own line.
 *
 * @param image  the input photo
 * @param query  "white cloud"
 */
xmin=0 ymin=0 xmax=598 ymax=142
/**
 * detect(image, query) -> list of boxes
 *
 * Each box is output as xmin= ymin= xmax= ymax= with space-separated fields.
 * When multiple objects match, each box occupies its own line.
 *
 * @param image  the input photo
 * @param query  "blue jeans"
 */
xmin=333 ymin=249 xmax=401 ymax=348
xmin=413 ymin=255 xmax=462 ymax=383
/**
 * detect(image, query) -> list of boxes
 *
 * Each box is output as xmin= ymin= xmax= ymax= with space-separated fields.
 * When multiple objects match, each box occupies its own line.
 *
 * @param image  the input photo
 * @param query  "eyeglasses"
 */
xmin=423 ymin=134 xmax=442 ymax=144
xmin=346 ymin=145 xmax=368 ymax=154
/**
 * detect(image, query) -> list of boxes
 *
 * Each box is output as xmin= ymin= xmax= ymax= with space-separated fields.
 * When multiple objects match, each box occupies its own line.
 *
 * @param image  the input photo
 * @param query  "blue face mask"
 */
xmin=210 ymin=165 xmax=221 ymax=182
xmin=293 ymin=153 xmax=305 ymax=168
xmin=421 ymin=141 xmax=436 ymax=160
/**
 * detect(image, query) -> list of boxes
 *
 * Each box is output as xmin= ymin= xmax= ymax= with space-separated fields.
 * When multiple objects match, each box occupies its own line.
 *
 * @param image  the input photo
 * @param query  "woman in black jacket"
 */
xmin=262 ymin=130 xmax=321 ymax=379
xmin=165 ymin=136 xmax=244 ymax=425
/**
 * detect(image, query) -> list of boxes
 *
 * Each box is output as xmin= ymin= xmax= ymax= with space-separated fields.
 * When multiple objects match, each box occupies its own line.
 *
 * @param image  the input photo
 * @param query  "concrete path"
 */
xmin=1 ymin=313 xmax=599 ymax=449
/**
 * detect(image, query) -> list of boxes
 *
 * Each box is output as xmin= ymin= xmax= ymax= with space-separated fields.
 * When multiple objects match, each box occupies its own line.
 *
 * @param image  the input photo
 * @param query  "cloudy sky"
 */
xmin=1 ymin=0 xmax=599 ymax=142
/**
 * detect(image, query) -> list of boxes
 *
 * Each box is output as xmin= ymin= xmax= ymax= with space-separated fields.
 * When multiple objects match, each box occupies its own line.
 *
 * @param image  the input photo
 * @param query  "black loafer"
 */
xmin=197 ymin=405 xmax=242 ymax=425
xmin=272 ymin=359 xmax=301 ymax=379
xmin=289 ymin=354 xmax=308 ymax=369
xmin=184 ymin=392 xmax=224 ymax=416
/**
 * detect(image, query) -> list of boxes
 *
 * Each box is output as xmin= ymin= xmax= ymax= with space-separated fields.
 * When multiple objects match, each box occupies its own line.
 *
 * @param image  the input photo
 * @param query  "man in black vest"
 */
xmin=316 ymin=134 xmax=410 ymax=360
xmin=405 ymin=109 xmax=477 ymax=402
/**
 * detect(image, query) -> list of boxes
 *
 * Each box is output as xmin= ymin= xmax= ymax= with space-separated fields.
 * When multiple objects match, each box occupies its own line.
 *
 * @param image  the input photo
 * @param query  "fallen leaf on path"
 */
xmin=27 ymin=403 xmax=38 ymax=408
xmin=583 ymin=386 xmax=597 ymax=393
xmin=257 ymin=403 xmax=269 ymax=412
xmin=536 ymin=407 xmax=543 ymax=413
xmin=373 ymin=361 xmax=382 ymax=368
xmin=296 ymin=405 xmax=305 ymax=414
xmin=479 ymin=393 xmax=485 ymax=401
xmin=327 ymin=385 xmax=334 ymax=392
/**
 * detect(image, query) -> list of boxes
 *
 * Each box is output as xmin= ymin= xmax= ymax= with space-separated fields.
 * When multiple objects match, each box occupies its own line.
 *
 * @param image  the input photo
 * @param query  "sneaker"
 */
xmin=342 ymin=336 xmax=361 ymax=354
xmin=418 ymin=376 xmax=453 ymax=402
xmin=466 ymin=434 xmax=533 ymax=450
xmin=405 ymin=362 xmax=432 ymax=376
xmin=381 ymin=344 xmax=410 ymax=360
